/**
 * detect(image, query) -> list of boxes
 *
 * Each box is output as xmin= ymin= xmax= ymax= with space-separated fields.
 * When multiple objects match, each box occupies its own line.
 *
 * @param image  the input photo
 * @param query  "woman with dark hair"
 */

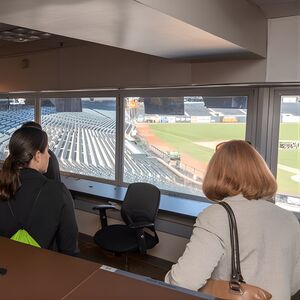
xmin=0 ymin=127 xmax=78 ymax=256
xmin=21 ymin=121 xmax=61 ymax=182
xmin=165 ymin=140 xmax=300 ymax=300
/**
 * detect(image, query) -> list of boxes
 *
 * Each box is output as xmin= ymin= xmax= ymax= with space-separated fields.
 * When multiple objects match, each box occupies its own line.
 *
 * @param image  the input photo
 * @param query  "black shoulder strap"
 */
xmin=218 ymin=201 xmax=245 ymax=286
xmin=7 ymin=180 xmax=47 ymax=230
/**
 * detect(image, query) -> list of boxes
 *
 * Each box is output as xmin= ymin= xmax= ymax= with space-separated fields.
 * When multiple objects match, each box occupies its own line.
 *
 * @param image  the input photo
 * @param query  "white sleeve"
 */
xmin=292 ymin=253 xmax=300 ymax=295
xmin=165 ymin=206 xmax=225 ymax=291
xmin=292 ymin=226 xmax=300 ymax=296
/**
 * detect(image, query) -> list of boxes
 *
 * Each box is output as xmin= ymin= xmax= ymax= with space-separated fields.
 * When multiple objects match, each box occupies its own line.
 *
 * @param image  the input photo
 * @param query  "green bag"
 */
xmin=8 ymin=181 xmax=46 ymax=248
xmin=10 ymin=229 xmax=41 ymax=248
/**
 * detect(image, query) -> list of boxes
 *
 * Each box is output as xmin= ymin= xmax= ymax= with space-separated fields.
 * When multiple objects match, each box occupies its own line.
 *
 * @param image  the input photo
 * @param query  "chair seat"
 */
xmin=94 ymin=224 xmax=158 ymax=253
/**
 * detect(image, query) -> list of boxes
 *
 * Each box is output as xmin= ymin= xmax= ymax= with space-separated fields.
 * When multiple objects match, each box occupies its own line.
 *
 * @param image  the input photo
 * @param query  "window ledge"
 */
xmin=62 ymin=176 xmax=300 ymax=221
xmin=62 ymin=176 xmax=211 ymax=218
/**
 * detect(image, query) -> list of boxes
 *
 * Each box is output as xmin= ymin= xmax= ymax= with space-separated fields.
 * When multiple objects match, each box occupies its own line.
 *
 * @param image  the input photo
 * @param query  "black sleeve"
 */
xmin=56 ymin=184 xmax=79 ymax=256
xmin=44 ymin=150 xmax=61 ymax=182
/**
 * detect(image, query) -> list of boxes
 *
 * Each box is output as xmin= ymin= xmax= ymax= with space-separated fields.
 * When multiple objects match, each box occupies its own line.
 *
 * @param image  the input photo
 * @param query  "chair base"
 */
xmin=94 ymin=224 xmax=158 ymax=254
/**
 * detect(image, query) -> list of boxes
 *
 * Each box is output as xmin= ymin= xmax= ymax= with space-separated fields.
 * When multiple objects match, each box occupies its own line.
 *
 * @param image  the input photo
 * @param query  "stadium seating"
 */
xmin=2 ymin=102 xmax=298 ymax=195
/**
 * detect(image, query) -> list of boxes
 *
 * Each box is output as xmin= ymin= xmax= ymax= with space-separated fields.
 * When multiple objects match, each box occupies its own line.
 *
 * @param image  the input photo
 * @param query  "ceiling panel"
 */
xmin=0 ymin=0 xmax=262 ymax=60
xmin=249 ymin=0 xmax=300 ymax=18
xmin=0 ymin=24 xmax=90 ymax=58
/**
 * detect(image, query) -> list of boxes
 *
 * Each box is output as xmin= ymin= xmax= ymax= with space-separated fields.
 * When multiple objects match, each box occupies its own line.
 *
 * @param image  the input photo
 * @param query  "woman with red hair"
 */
xmin=165 ymin=140 xmax=300 ymax=300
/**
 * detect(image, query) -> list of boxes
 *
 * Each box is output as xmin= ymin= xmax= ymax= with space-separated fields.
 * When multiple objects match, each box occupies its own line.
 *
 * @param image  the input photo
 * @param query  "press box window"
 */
xmin=123 ymin=96 xmax=248 ymax=198
xmin=41 ymin=97 xmax=116 ymax=181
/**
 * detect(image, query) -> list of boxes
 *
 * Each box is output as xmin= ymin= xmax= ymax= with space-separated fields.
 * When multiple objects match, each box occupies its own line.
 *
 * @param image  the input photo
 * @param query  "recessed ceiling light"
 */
xmin=0 ymin=27 xmax=52 ymax=43
xmin=2 ymin=31 xmax=14 ymax=36
xmin=28 ymin=35 xmax=40 ymax=40
xmin=12 ymin=28 xmax=27 ymax=34
xmin=28 ymin=30 xmax=39 ymax=35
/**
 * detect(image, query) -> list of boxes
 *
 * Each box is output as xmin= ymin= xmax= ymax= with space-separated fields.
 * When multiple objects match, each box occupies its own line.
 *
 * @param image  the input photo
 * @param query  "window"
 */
xmin=41 ymin=97 xmax=116 ymax=180
xmin=0 ymin=89 xmax=298 ymax=216
xmin=276 ymin=95 xmax=300 ymax=211
xmin=0 ymin=97 xmax=35 ymax=160
xmin=123 ymin=95 xmax=248 ymax=197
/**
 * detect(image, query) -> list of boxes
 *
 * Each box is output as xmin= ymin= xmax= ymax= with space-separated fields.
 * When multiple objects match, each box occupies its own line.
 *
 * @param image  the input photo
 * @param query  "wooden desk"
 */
xmin=0 ymin=237 xmax=218 ymax=300
xmin=63 ymin=266 xmax=216 ymax=300
xmin=0 ymin=237 xmax=100 ymax=300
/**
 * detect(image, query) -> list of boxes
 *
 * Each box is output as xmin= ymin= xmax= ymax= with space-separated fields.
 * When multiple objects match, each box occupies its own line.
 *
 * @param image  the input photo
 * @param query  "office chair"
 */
xmin=93 ymin=182 xmax=161 ymax=269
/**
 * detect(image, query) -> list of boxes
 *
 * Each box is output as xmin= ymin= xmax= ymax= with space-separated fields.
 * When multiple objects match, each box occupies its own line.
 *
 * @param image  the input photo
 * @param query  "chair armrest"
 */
xmin=128 ymin=221 xmax=155 ymax=229
xmin=93 ymin=204 xmax=118 ymax=228
xmin=108 ymin=201 xmax=122 ymax=211
xmin=92 ymin=204 xmax=117 ymax=212
xmin=129 ymin=222 xmax=155 ymax=254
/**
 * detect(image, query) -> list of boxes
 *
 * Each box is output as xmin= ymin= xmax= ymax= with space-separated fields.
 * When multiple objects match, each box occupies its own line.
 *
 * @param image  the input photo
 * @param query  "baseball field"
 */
xmin=147 ymin=122 xmax=299 ymax=197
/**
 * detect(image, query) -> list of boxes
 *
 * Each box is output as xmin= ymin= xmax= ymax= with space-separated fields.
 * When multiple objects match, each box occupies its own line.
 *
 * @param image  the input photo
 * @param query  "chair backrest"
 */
xmin=121 ymin=183 xmax=160 ymax=225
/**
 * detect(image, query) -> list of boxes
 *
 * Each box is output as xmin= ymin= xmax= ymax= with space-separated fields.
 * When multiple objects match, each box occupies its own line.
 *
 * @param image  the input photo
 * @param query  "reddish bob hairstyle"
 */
xmin=202 ymin=140 xmax=277 ymax=201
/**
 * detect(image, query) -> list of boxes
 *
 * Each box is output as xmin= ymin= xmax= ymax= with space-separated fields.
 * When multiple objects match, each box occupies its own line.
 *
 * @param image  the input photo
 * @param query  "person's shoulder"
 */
xmin=195 ymin=203 xmax=227 ymax=228
xmin=278 ymin=205 xmax=300 ymax=227
xmin=44 ymin=179 xmax=73 ymax=202
xmin=43 ymin=178 xmax=65 ymax=193
xmin=261 ymin=199 xmax=298 ymax=218
xmin=197 ymin=202 xmax=226 ymax=218
xmin=257 ymin=199 xmax=300 ymax=229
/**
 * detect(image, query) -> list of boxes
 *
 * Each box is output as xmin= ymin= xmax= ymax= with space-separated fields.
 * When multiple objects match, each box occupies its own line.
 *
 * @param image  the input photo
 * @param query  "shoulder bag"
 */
xmin=199 ymin=201 xmax=272 ymax=300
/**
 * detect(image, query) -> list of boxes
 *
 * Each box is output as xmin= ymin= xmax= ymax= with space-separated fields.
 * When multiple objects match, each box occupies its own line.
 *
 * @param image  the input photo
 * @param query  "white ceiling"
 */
xmin=0 ymin=0 xmax=268 ymax=60
xmin=250 ymin=0 xmax=300 ymax=18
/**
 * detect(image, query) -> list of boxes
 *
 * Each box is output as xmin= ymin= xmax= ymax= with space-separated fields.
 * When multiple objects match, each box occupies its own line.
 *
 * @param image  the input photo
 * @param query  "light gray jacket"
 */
xmin=165 ymin=195 xmax=300 ymax=300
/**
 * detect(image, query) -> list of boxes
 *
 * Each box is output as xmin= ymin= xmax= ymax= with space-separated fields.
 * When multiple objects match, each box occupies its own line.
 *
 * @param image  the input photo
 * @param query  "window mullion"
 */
xmin=115 ymin=93 xmax=124 ymax=186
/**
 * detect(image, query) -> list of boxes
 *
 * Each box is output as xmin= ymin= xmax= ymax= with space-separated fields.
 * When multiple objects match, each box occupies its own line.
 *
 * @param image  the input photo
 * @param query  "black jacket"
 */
xmin=44 ymin=149 xmax=61 ymax=182
xmin=0 ymin=168 xmax=78 ymax=256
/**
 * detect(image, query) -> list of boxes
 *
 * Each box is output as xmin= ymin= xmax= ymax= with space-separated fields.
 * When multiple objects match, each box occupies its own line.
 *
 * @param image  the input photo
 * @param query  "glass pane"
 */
xmin=41 ymin=97 xmax=116 ymax=180
xmin=275 ymin=96 xmax=300 ymax=211
xmin=124 ymin=96 xmax=248 ymax=197
xmin=0 ymin=97 xmax=35 ymax=160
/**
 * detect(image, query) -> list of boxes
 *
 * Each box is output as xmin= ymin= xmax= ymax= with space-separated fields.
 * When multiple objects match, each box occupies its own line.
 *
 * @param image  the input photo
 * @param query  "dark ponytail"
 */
xmin=0 ymin=127 xmax=48 ymax=201
xmin=0 ymin=154 xmax=22 ymax=201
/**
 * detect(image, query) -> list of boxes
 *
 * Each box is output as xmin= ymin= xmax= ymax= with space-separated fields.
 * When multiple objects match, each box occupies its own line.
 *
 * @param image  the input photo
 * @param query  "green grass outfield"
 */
xmin=149 ymin=123 xmax=299 ymax=197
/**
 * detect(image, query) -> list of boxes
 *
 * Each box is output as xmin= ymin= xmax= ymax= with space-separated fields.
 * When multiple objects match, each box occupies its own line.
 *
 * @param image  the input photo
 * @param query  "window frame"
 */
xmin=269 ymin=88 xmax=300 ymax=204
xmin=269 ymin=87 xmax=300 ymax=176
xmin=0 ymin=86 xmax=273 ymax=202
xmin=39 ymin=91 xmax=119 ymax=185
xmin=119 ymin=87 xmax=255 ymax=199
